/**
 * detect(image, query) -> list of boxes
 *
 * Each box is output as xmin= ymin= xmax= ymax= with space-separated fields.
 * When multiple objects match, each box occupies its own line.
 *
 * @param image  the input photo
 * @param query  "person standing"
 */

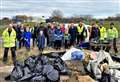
xmin=54 ymin=25 xmax=63 ymax=50
xmin=99 ymin=23 xmax=107 ymax=41
xmin=31 ymin=24 xmax=38 ymax=47
xmin=77 ymin=21 xmax=87 ymax=44
xmin=37 ymin=30 xmax=45 ymax=52
xmin=2 ymin=24 xmax=16 ymax=63
xmin=64 ymin=29 xmax=71 ymax=49
xmin=19 ymin=24 xmax=25 ymax=48
xmin=106 ymin=23 xmax=118 ymax=55
xmin=90 ymin=23 xmax=100 ymax=40
xmin=69 ymin=23 xmax=77 ymax=46
xmin=16 ymin=23 xmax=22 ymax=49
xmin=24 ymin=26 xmax=31 ymax=51
xmin=48 ymin=24 xmax=55 ymax=48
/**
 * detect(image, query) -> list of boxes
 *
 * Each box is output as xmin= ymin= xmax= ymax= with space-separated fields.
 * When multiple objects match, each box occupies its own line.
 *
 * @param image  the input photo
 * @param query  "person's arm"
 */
xmin=2 ymin=30 xmax=5 ymax=40
xmin=98 ymin=28 xmax=100 ymax=40
xmin=104 ymin=27 xmax=107 ymax=39
xmin=115 ymin=28 xmax=118 ymax=38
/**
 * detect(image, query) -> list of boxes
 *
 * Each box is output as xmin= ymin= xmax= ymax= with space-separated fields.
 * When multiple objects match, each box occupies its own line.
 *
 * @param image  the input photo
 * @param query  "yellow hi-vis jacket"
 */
xmin=77 ymin=26 xmax=84 ymax=34
xmin=107 ymin=27 xmax=118 ymax=40
xmin=2 ymin=28 xmax=16 ymax=48
xmin=99 ymin=26 xmax=107 ymax=40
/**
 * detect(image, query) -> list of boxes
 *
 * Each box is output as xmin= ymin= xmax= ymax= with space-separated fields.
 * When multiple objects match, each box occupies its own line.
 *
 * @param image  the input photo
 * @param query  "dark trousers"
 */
xmin=65 ymin=40 xmax=70 ymax=49
xmin=54 ymin=40 xmax=62 ymax=49
xmin=48 ymin=41 xmax=54 ymax=48
xmin=3 ymin=47 xmax=16 ymax=63
xmin=113 ymin=38 xmax=118 ymax=53
xmin=106 ymin=38 xmax=118 ymax=53
xmin=77 ymin=35 xmax=84 ymax=44
xmin=70 ymin=39 xmax=76 ymax=46
xmin=77 ymin=35 xmax=80 ymax=44
xmin=19 ymin=39 xmax=24 ymax=49
xmin=32 ymin=38 xmax=37 ymax=47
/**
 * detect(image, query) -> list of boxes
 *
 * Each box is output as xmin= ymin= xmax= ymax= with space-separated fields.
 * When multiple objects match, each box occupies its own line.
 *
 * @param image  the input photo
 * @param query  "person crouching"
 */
xmin=37 ymin=30 xmax=45 ymax=52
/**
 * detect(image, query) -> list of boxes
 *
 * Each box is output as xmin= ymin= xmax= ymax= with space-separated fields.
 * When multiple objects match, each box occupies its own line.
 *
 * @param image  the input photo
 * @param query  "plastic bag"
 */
xmin=42 ymin=65 xmax=59 ymax=81
xmin=31 ymin=75 xmax=46 ymax=82
xmin=61 ymin=47 xmax=84 ymax=61
xmin=24 ymin=56 xmax=37 ymax=70
xmin=11 ymin=66 xmax=23 ymax=81
xmin=53 ymin=57 xmax=70 ymax=75
xmin=71 ymin=51 xmax=85 ymax=61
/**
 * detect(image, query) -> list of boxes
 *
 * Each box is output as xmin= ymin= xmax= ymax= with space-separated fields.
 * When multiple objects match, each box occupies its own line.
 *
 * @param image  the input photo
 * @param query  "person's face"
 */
xmin=110 ymin=25 xmax=114 ymax=29
xmin=71 ymin=23 xmax=74 ymax=27
xmin=8 ymin=24 xmax=13 ymax=31
xmin=57 ymin=26 xmax=60 ymax=29
xmin=13 ymin=23 xmax=17 ymax=27
xmin=65 ymin=30 xmax=68 ymax=34
xmin=26 ymin=27 xmax=29 ymax=32
xmin=79 ymin=22 xmax=83 ymax=27
xmin=99 ymin=24 xmax=103 ymax=27
xmin=21 ymin=24 xmax=24 ymax=27
xmin=51 ymin=25 xmax=54 ymax=29
xmin=92 ymin=24 xmax=96 ymax=28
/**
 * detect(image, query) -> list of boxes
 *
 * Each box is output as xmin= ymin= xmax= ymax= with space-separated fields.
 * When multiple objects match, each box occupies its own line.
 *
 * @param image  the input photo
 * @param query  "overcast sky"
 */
xmin=0 ymin=0 xmax=120 ymax=19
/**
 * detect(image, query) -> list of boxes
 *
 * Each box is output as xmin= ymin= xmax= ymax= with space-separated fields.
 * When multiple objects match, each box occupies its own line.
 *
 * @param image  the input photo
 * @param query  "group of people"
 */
xmin=2 ymin=20 xmax=119 ymax=63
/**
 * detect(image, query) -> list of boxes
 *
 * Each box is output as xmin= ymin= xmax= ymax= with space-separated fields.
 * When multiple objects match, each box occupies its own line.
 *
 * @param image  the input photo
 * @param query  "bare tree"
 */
xmin=51 ymin=9 xmax=63 ymax=18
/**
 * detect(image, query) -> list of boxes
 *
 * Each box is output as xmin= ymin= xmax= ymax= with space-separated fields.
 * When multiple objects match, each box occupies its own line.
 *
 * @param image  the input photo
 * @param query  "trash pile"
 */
xmin=62 ymin=47 xmax=120 ymax=82
xmin=4 ymin=47 xmax=120 ymax=82
xmin=5 ymin=53 xmax=70 ymax=82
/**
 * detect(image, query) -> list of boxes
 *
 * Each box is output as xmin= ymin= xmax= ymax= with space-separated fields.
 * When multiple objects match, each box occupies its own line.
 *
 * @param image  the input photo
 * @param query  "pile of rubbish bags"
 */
xmin=5 ymin=53 xmax=70 ymax=82
xmin=62 ymin=47 xmax=120 ymax=82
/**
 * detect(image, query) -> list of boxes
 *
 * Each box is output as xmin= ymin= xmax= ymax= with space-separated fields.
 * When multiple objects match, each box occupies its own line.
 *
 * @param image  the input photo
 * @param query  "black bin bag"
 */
xmin=53 ymin=57 xmax=70 ymax=75
xmin=42 ymin=65 xmax=59 ymax=82
xmin=31 ymin=75 xmax=46 ymax=82
xmin=11 ymin=66 xmax=23 ymax=81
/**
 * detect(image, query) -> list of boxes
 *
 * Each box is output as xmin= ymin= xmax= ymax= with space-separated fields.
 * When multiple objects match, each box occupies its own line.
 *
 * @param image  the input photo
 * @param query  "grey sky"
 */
xmin=0 ymin=0 xmax=120 ymax=19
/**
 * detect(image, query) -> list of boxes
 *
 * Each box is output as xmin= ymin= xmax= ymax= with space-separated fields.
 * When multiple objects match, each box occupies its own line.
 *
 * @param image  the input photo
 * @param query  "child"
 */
xmin=24 ymin=27 xmax=31 ymax=51
xmin=64 ymin=29 xmax=71 ymax=49
xmin=37 ymin=30 xmax=45 ymax=52
xmin=48 ymin=25 xmax=55 ymax=48
xmin=54 ymin=26 xmax=63 ymax=50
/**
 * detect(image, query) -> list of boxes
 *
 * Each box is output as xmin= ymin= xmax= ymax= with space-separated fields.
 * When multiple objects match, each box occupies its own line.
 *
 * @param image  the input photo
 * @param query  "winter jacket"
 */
xmin=24 ymin=32 xmax=31 ymax=48
xmin=16 ymin=26 xmax=22 ymax=40
xmin=60 ymin=26 xmax=65 ymax=33
xmin=90 ymin=27 xmax=100 ymax=40
xmin=37 ymin=34 xmax=45 ymax=49
xmin=48 ymin=28 xmax=55 ymax=42
xmin=69 ymin=26 xmax=77 ymax=41
xmin=54 ymin=28 xmax=63 ymax=41
xmin=107 ymin=27 xmax=118 ymax=40
xmin=99 ymin=26 xmax=107 ymax=40
xmin=64 ymin=34 xmax=71 ymax=41
xmin=31 ymin=26 xmax=38 ymax=39
xmin=77 ymin=25 xmax=87 ymax=41
xmin=2 ymin=28 xmax=16 ymax=48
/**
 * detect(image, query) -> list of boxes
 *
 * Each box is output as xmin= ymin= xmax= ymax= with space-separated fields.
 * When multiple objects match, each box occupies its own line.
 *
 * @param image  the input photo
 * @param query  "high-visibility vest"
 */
xmin=2 ymin=28 xmax=16 ymax=48
xmin=77 ymin=26 xmax=84 ymax=34
xmin=107 ymin=27 xmax=118 ymax=40
xmin=99 ymin=27 xmax=107 ymax=40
